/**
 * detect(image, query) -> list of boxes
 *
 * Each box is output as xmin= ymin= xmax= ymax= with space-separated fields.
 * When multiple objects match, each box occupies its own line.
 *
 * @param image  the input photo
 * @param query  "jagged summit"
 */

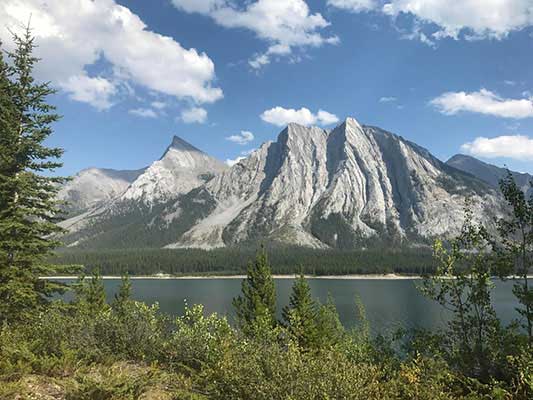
xmin=118 ymin=135 xmax=227 ymax=204
xmin=168 ymin=135 xmax=203 ymax=153
xmin=59 ymin=119 xmax=502 ymax=250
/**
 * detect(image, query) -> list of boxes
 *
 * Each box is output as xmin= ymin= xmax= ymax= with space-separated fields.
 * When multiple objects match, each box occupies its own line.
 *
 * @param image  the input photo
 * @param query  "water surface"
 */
xmin=59 ymin=278 xmax=520 ymax=334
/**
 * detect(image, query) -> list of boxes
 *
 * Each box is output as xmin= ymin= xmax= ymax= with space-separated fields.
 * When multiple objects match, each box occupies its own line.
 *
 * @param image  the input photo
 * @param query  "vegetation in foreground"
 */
xmin=0 ymin=28 xmax=532 ymax=399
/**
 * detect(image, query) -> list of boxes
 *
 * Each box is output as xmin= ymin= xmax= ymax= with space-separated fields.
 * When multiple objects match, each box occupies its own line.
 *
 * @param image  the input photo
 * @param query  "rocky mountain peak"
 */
xmin=119 ymin=135 xmax=227 ymax=205
xmin=59 ymin=118 xmax=503 ymax=250
xmin=168 ymin=135 xmax=202 ymax=153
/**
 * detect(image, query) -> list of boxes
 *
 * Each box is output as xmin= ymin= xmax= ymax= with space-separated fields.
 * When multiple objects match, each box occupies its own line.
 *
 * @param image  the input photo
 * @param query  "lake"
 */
xmin=58 ymin=278 xmax=521 ymax=334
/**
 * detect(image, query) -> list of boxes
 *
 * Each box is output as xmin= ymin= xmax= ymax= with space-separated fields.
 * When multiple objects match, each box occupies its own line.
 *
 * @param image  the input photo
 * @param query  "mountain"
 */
xmin=57 ymin=167 xmax=145 ymax=216
xmin=59 ymin=135 xmax=227 ymax=246
xmin=119 ymin=136 xmax=227 ymax=205
xmin=446 ymin=154 xmax=533 ymax=196
xmin=59 ymin=118 xmax=501 ymax=250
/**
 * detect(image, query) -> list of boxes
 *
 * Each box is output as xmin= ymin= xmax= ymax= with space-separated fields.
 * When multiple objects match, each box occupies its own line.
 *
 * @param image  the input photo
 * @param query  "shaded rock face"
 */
xmin=60 ymin=119 xmax=501 ymax=250
xmin=447 ymin=154 xmax=533 ymax=197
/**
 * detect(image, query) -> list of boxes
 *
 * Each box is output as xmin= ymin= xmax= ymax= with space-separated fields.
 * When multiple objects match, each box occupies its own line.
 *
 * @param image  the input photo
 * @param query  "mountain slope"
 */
xmin=57 ymin=167 xmax=145 ymax=217
xmin=446 ymin=154 xmax=533 ymax=196
xmin=59 ymin=136 xmax=227 ymax=247
xmin=120 ymin=136 xmax=227 ymax=205
xmin=167 ymin=118 xmax=499 ymax=249
xmin=60 ymin=119 xmax=501 ymax=250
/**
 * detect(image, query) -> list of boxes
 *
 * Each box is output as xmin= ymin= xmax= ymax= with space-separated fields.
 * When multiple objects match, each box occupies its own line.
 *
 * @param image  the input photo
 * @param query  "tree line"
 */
xmin=49 ymin=245 xmax=435 ymax=276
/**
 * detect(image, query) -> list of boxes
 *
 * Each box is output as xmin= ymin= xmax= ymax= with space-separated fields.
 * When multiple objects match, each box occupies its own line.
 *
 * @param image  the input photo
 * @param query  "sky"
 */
xmin=2 ymin=0 xmax=533 ymax=175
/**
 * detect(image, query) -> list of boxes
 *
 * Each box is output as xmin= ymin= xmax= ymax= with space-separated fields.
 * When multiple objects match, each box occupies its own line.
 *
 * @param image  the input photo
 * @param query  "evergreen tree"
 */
xmin=233 ymin=246 xmax=277 ymax=332
xmin=494 ymin=173 xmax=533 ymax=347
xmin=113 ymin=274 xmax=132 ymax=314
xmin=315 ymin=293 xmax=345 ymax=348
xmin=282 ymin=273 xmax=319 ymax=348
xmin=74 ymin=270 xmax=107 ymax=314
xmin=0 ymin=28 xmax=76 ymax=324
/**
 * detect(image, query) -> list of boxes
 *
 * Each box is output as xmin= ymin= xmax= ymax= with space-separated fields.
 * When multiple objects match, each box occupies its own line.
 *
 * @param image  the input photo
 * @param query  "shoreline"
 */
xmin=40 ymin=274 xmax=533 ymax=281
xmin=41 ymin=273 xmax=424 ymax=280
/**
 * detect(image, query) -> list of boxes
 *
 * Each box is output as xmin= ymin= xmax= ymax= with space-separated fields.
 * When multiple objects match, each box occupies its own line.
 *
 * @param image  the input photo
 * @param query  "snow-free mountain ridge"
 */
xmin=446 ymin=154 xmax=533 ymax=197
xmin=57 ymin=167 xmax=145 ymax=216
xmin=59 ymin=118 xmax=503 ymax=249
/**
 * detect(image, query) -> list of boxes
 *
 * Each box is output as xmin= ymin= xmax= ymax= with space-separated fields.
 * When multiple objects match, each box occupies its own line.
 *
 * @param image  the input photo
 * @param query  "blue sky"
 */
xmin=2 ymin=0 xmax=533 ymax=175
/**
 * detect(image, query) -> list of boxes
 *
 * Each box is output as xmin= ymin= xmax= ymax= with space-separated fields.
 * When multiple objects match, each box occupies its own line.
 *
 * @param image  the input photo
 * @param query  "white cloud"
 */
xmin=316 ymin=110 xmax=340 ymax=125
xmin=379 ymin=96 xmax=397 ymax=103
xmin=180 ymin=107 xmax=208 ymax=124
xmin=60 ymin=74 xmax=116 ymax=110
xmin=327 ymin=0 xmax=377 ymax=12
xmin=461 ymin=135 xmax=533 ymax=160
xmin=329 ymin=0 xmax=533 ymax=43
xmin=129 ymin=108 xmax=158 ymax=118
xmin=151 ymin=101 xmax=167 ymax=110
xmin=382 ymin=0 xmax=533 ymax=40
xmin=430 ymin=89 xmax=533 ymax=119
xmin=171 ymin=0 xmax=338 ymax=69
xmin=226 ymin=131 xmax=255 ymax=145
xmin=0 ymin=0 xmax=222 ymax=109
xmin=225 ymin=148 xmax=257 ymax=166
xmin=225 ymin=156 xmax=246 ymax=166
xmin=261 ymin=106 xmax=340 ymax=127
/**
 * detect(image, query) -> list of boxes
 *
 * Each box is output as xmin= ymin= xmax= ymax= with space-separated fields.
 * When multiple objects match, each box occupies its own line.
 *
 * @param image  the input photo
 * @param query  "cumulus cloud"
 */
xmin=327 ymin=0 xmax=377 ymax=12
xmin=225 ymin=156 xmax=246 ymax=166
xmin=151 ymin=101 xmax=167 ymax=110
xmin=60 ymin=75 xmax=116 ymax=110
xmin=225 ymin=148 xmax=257 ymax=166
xmin=430 ymin=89 xmax=533 ymax=119
xmin=180 ymin=107 xmax=208 ymax=124
xmin=461 ymin=135 xmax=533 ymax=160
xmin=226 ymin=131 xmax=255 ymax=145
xmin=171 ymin=0 xmax=338 ymax=69
xmin=129 ymin=108 xmax=158 ymax=118
xmin=379 ymin=96 xmax=397 ymax=103
xmin=261 ymin=106 xmax=340 ymax=127
xmin=329 ymin=0 xmax=533 ymax=43
xmin=0 ymin=0 xmax=222 ymax=109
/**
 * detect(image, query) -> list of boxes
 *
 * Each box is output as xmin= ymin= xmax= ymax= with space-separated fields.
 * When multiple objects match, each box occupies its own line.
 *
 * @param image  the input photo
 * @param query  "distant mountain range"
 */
xmin=446 ymin=154 xmax=533 ymax=197
xmin=58 ymin=167 xmax=146 ymax=217
xmin=58 ymin=117 xmax=515 ymax=250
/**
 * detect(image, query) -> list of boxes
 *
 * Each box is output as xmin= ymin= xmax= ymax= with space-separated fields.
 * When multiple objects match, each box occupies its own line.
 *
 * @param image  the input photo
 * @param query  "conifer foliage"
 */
xmin=282 ymin=273 xmax=319 ymax=348
xmin=232 ymin=246 xmax=277 ymax=332
xmin=0 ymin=28 xmax=75 ymax=323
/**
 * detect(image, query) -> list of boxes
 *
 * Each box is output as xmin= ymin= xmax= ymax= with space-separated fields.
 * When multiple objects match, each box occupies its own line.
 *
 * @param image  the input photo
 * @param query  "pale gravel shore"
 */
xmin=40 ymin=274 xmax=533 ymax=280
xmin=40 ymin=274 xmax=424 ymax=280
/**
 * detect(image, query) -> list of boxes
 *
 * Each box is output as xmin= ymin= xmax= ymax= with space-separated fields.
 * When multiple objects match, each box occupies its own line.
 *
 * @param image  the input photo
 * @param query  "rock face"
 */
xmin=59 ymin=135 xmax=228 ymax=247
xmin=119 ymin=136 xmax=227 ymax=205
xmin=60 ymin=119 xmax=501 ymax=249
xmin=168 ymin=118 xmax=499 ymax=249
xmin=447 ymin=154 xmax=533 ymax=197
xmin=57 ymin=167 xmax=145 ymax=216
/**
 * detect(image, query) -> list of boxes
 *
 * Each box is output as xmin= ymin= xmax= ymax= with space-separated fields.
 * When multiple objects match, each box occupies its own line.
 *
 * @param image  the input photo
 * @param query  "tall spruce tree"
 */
xmin=282 ymin=273 xmax=319 ymax=348
xmin=0 ymin=29 xmax=74 ymax=323
xmin=233 ymin=246 xmax=277 ymax=332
